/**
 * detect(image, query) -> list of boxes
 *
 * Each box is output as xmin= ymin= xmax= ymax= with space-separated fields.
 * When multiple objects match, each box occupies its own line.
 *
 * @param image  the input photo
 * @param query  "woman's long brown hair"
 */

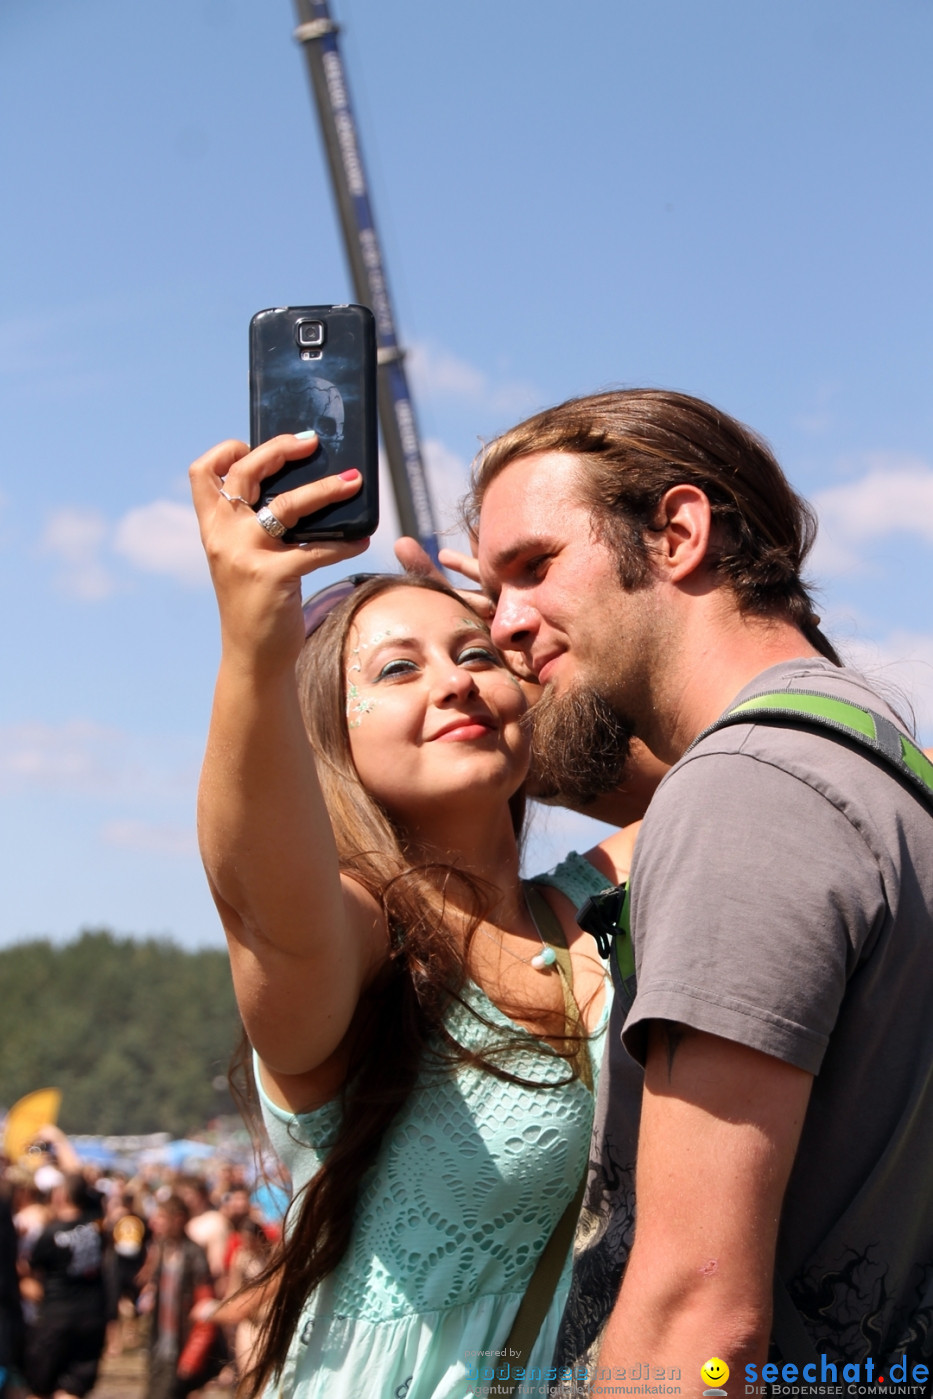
xmin=236 ymin=575 xmax=568 ymax=1396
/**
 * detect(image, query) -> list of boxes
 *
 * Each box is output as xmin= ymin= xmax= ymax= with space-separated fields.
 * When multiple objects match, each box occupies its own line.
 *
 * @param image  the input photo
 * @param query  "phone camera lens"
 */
xmin=297 ymin=321 xmax=325 ymax=348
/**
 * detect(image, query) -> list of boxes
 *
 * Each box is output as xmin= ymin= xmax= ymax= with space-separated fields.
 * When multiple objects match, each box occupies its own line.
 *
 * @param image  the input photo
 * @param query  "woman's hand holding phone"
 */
xmin=190 ymin=432 xmax=369 ymax=672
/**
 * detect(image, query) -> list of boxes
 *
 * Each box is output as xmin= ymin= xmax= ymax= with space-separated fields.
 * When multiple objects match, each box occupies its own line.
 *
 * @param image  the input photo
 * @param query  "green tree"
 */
xmin=0 ymin=930 xmax=241 ymax=1137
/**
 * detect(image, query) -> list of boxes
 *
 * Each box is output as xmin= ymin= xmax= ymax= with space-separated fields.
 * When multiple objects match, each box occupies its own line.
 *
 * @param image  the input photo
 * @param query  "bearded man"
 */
xmin=466 ymin=389 xmax=933 ymax=1395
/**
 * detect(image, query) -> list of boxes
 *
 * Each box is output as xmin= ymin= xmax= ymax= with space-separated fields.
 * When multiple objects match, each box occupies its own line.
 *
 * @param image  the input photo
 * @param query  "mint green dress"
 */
xmin=257 ymin=853 xmax=614 ymax=1399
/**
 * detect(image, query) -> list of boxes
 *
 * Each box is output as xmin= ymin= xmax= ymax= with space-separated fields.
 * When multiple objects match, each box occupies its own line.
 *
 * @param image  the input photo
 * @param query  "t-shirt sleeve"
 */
xmin=622 ymin=748 xmax=887 ymax=1075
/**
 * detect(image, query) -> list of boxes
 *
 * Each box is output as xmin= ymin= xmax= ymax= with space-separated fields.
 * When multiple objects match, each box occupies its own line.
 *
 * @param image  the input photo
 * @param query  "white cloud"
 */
xmin=41 ymin=508 xmax=115 ymax=600
xmin=113 ymin=499 xmax=207 ymax=586
xmin=0 ymin=719 xmax=121 ymax=790
xmin=101 ymin=819 xmax=197 ymax=857
xmin=40 ymin=497 xmax=208 ymax=596
xmin=35 ymin=447 xmax=472 ymax=601
xmin=0 ymin=719 xmax=199 ymax=799
xmin=812 ymin=455 xmax=933 ymax=576
xmin=408 ymin=341 xmax=540 ymax=418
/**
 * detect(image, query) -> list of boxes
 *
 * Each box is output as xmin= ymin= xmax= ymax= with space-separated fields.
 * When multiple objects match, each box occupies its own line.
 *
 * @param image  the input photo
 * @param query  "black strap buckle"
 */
xmin=577 ymin=886 xmax=627 ymax=960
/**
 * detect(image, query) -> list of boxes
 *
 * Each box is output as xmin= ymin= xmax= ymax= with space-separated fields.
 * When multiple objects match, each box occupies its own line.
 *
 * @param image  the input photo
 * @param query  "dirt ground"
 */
xmin=88 ymin=1348 xmax=230 ymax=1399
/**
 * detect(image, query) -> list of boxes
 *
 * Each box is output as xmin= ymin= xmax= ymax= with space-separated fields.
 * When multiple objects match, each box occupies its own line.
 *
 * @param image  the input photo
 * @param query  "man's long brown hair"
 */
xmin=469 ymin=388 xmax=840 ymax=663
xmin=237 ymin=575 xmax=564 ymax=1396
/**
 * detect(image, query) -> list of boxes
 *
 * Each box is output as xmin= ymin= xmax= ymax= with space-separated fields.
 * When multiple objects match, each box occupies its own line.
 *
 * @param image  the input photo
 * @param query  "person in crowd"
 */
xmin=0 ymin=1179 xmax=25 ymax=1399
xmin=217 ymin=1189 xmax=253 ymax=1285
xmin=139 ymin=1195 xmax=225 ymax=1399
xmin=176 ymin=1178 xmax=229 ymax=1289
xmin=189 ymin=433 xmax=642 ymax=1398
xmin=23 ymin=1171 xmax=106 ymax=1399
xmin=218 ymin=1219 xmax=274 ymax=1388
xmin=101 ymin=1188 xmax=148 ymax=1357
xmin=9 ymin=1173 xmax=49 ymax=1284
xmin=468 ymin=387 xmax=933 ymax=1392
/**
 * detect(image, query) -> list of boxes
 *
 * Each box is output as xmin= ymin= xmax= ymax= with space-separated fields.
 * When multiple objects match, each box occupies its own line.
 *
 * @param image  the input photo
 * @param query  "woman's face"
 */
xmin=344 ymin=587 xmax=529 ymax=824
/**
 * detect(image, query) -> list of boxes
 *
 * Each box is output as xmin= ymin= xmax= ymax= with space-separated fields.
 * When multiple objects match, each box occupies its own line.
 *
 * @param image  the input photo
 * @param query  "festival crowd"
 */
xmin=0 ymin=1123 xmax=284 ymax=1399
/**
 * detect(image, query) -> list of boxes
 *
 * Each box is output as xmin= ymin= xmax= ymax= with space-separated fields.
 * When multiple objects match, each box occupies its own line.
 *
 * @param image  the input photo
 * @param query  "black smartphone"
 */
xmin=249 ymin=304 xmax=378 ymax=541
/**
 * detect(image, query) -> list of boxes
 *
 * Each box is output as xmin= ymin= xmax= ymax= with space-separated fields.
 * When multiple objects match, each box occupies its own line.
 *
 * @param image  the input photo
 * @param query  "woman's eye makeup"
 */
xmin=456 ymin=644 xmax=502 ymax=665
xmin=347 ymin=622 xmax=503 ymax=687
xmin=372 ymin=643 xmax=500 ymax=678
xmin=374 ymin=658 xmax=418 ymax=680
xmin=346 ymin=628 xmax=397 ymax=674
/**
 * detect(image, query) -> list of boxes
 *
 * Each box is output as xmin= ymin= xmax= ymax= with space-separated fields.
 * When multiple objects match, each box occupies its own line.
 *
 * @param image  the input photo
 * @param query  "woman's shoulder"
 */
xmin=529 ymin=849 xmax=617 ymax=908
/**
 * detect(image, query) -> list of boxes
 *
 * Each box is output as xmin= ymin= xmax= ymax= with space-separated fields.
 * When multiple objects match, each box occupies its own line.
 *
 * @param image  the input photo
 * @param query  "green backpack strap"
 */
xmin=688 ymin=688 xmax=933 ymax=814
xmin=578 ymin=688 xmax=933 ymax=977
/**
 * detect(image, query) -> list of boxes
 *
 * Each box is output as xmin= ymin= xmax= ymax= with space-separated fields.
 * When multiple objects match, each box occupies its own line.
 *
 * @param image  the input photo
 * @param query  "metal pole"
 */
xmin=292 ymin=0 xmax=441 ymax=563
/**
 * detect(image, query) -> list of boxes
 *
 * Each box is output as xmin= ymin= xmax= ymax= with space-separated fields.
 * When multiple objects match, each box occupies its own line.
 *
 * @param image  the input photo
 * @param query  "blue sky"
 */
xmin=1 ymin=0 xmax=931 ymax=948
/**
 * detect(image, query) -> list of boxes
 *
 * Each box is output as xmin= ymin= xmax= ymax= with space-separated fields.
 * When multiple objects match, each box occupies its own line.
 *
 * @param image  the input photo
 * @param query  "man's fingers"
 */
xmin=393 ymin=537 xmax=495 ymax=621
xmin=438 ymin=547 xmax=482 ymax=584
xmin=394 ymin=537 xmax=485 ymax=590
xmin=395 ymin=538 xmax=491 ymax=616
xmin=394 ymin=536 xmax=445 ymax=580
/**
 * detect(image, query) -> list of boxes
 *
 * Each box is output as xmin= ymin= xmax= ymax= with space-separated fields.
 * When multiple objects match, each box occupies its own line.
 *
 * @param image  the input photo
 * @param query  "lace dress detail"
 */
xmin=533 ymin=850 xmax=615 ymax=911
xmin=258 ymin=854 xmax=613 ymax=1398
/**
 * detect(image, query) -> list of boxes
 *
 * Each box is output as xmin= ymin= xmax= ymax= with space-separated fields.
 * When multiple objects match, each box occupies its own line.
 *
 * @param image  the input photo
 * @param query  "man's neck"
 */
xmin=645 ymin=611 xmax=823 ymax=765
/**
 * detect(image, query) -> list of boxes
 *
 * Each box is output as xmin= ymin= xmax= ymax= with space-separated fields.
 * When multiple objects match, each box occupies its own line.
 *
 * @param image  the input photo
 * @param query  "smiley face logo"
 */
xmin=701 ymin=1358 xmax=730 ymax=1388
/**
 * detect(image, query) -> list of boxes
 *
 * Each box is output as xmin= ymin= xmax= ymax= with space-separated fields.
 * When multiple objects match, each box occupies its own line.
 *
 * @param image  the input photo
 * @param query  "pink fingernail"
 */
xmin=339 ymin=469 xmax=360 ymax=481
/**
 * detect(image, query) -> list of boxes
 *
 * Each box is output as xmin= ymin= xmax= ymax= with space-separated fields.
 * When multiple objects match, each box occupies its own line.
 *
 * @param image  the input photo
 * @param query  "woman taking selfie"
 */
xmin=190 ymin=433 xmax=637 ymax=1399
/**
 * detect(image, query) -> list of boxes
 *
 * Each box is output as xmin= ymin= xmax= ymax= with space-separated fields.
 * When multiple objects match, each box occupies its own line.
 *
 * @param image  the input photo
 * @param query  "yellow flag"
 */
xmin=3 ymin=1087 xmax=62 ymax=1163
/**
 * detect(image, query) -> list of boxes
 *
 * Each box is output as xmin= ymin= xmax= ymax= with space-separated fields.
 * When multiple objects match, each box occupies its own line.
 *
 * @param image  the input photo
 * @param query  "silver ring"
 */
xmin=218 ymin=487 xmax=252 ymax=507
xmin=255 ymin=505 xmax=288 ymax=539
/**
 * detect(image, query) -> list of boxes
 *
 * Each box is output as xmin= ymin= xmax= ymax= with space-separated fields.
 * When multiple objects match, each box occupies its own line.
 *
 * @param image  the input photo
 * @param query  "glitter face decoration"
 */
xmin=345 ymin=626 xmax=396 ymax=726
xmin=345 ymin=682 xmax=376 ymax=729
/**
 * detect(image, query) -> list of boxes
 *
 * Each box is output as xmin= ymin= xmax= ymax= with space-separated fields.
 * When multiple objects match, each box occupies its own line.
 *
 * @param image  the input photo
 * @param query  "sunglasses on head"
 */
xmin=301 ymin=574 xmax=382 ymax=638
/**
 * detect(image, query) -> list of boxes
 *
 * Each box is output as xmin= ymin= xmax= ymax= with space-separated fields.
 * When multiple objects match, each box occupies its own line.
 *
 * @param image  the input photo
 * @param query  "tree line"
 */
xmin=0 ymin=929 xmax=241 ymax=1139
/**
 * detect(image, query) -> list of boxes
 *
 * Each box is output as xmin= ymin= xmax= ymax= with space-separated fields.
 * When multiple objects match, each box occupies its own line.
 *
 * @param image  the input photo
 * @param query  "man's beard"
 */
xmin=523 ymin=681 xmax=634 ymax=806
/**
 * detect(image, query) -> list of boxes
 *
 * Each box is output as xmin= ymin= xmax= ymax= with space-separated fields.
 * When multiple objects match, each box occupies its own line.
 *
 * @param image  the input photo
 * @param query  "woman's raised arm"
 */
xmin=190 ymin=436 xmax=385 ymax=1098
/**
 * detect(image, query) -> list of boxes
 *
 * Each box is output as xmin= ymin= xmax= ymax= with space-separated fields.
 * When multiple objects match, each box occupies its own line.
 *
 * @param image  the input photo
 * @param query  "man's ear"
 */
xmin=650 ymin=485 xmax=712 ymax=583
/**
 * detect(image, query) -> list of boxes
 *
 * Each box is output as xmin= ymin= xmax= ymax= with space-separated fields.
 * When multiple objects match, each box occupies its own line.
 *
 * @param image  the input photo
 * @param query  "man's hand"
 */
xmin=393 ymin=536 xmax=486 ymax=605
xmin=393 ymin=536 xmax=538 ymax=683
xmin=599 ymin=1023 xmax=813 ymax=1396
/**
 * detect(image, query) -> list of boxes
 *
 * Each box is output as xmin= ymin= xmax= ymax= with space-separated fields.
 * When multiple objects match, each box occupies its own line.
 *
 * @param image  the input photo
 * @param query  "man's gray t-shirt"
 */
xmin=555 ymin=659 xmax=933 ymax=1376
